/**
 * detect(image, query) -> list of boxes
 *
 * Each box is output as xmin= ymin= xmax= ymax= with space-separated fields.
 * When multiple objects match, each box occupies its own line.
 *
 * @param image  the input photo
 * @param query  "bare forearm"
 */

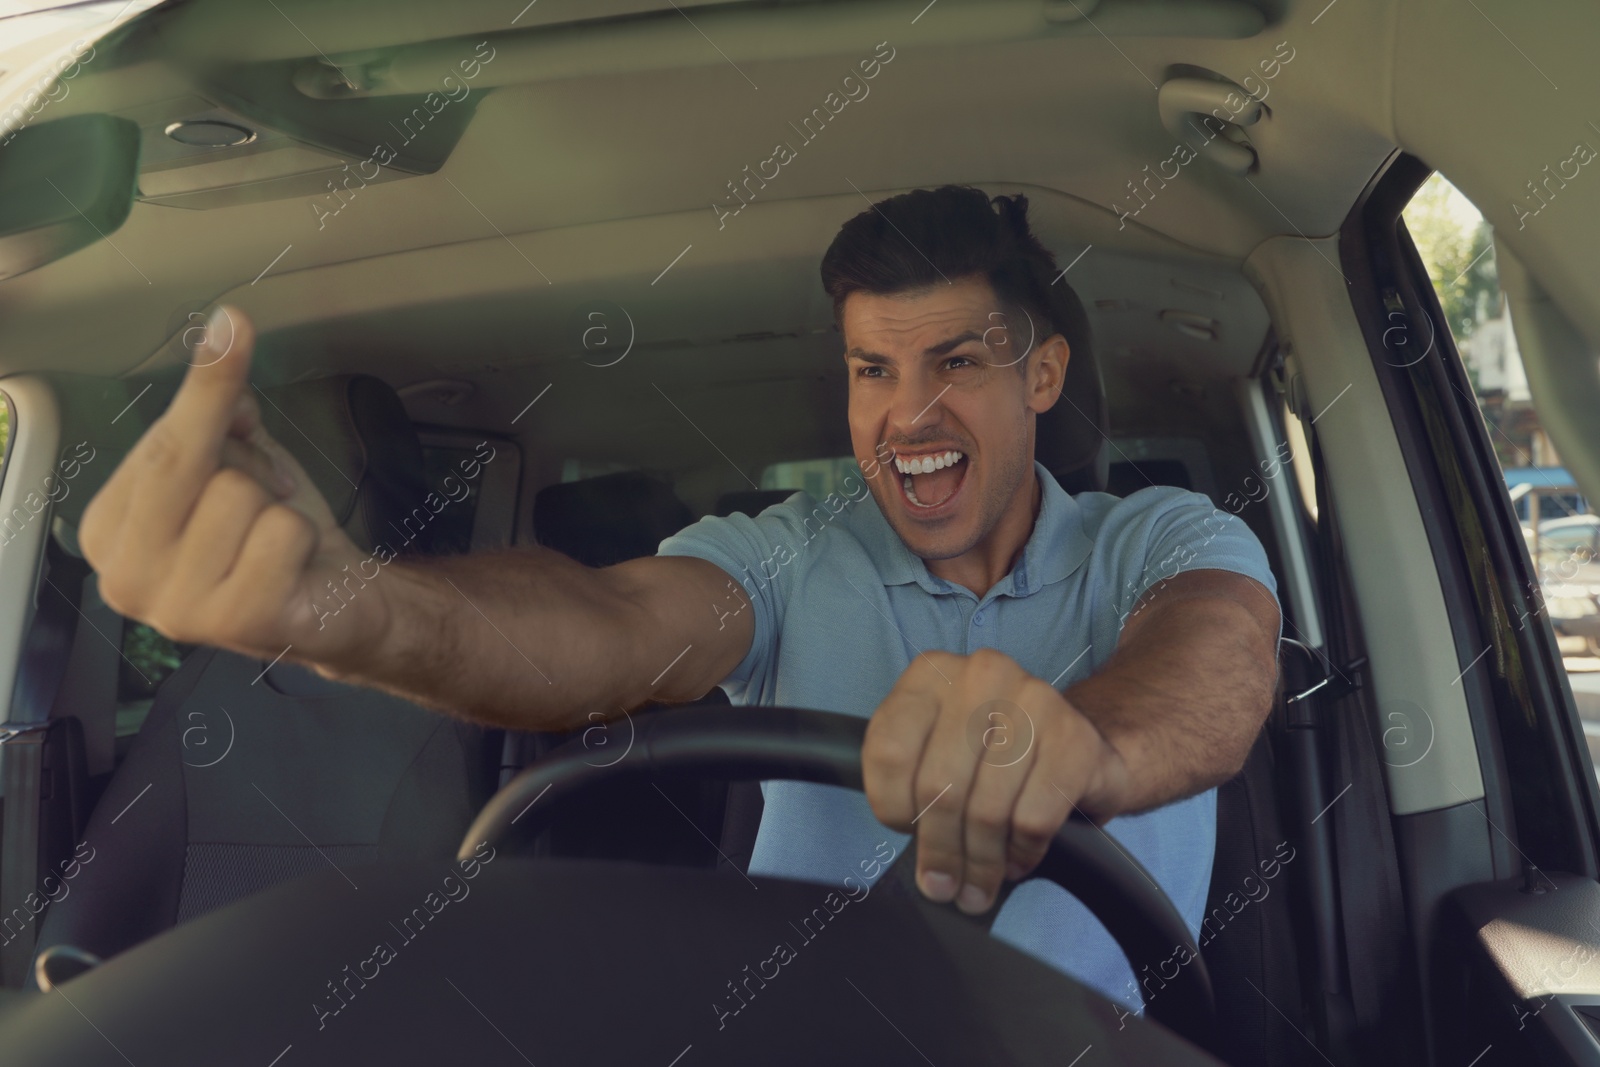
xmin=314 ymin=547 xmax=746 ymax=732
xmin=73 ymin=306 xmax=747 ymax=728
xmin=1065 ymin=594 xmax=1278 ymax=816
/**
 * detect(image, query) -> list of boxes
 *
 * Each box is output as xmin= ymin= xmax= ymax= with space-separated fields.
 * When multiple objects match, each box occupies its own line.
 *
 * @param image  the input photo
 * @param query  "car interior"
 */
xmin=0 ymin=1 xmax=1599 ymax=1064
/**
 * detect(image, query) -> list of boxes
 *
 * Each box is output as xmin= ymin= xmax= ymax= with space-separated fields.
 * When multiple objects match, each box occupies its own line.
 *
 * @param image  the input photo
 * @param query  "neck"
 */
xmin=927 ymin=470 xmax=1042 ymax=597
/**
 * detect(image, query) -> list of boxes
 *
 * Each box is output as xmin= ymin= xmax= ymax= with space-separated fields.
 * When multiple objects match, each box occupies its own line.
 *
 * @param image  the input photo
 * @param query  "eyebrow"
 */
xmin=845 ymin=330 xmax=986 ymax=364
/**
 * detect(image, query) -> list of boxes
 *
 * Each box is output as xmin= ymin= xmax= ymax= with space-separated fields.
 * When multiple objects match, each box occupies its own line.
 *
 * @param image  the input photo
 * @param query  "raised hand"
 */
xmin=80 ymin=305 xmax=385 ymax=669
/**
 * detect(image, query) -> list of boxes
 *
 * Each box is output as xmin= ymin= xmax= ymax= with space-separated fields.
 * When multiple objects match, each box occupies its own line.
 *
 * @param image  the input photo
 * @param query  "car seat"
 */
xmin=532 ymin=470 xmax=693 ymax=568
xmin=30 ymin=374 xmax=495 ymax=981
xmin=519 ymin=470 xmax=729 ymax=866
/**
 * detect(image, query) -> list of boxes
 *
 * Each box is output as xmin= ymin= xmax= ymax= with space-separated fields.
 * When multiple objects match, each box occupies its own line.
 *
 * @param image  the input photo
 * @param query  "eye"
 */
xmin=945 ymin=355 xmax=977 ymax=370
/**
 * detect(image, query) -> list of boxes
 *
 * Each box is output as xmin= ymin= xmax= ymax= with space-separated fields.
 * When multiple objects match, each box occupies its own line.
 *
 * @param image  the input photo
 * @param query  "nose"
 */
xmin=885 ymin=370 xmax=951 ymax=440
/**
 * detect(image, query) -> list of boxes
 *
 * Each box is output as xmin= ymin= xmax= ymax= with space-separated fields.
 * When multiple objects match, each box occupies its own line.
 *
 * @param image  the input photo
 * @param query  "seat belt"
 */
xmin=0 ymin=541 xmax=89 ymax=987
xmin=1306 ymin=426 xmax=1424 ymax=1063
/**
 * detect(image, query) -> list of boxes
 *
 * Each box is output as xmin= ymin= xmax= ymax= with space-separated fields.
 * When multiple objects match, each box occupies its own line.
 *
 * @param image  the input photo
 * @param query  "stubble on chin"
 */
xmin=865 ymin=434 xmax=1036 ymax=563
xmin=869 ymin=475 xmax=976 ymax=563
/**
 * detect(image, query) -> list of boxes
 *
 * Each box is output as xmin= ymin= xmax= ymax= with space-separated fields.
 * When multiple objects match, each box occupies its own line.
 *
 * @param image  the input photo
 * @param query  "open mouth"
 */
xmin=893 ymin=449 xmax=968 ymax=512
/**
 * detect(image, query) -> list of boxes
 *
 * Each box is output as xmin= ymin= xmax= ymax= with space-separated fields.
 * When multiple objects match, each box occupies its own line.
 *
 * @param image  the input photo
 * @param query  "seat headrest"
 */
xmin=44 ymin=372 xmax=427 ymax=559
xmin=1106 ymin=458 xmax=1193 ymax=497
xmin=714 ymin=489 xmax=796 ymax=517
xmin=255 ymin=375 xmax=429 ymax=555
xmin=534 ymin=471 xmax=693 ymax=568
xmin=1035 ymin=329 xmax=1109 ymax=494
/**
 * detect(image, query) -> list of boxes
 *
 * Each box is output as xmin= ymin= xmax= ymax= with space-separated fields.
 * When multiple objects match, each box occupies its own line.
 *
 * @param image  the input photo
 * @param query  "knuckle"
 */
xmin=255 ymin=502 xmax=313 ymax=543
xmin=1011 ymin=809 xmax=1060 ymax=846
xmin=228 ymin=588 xmax=293 ymax=644
xmin=969 ymin=647 xmax=1017 ymax=677
xmin=139 ymin=427 xmax=177 ymax=469
xmin=964 ymin=800 xmax=1010 ymax=837
xmin=140 ymin=605 xmax=191 ymax=645
xmin=1023 ymin=677 xmax=1066 ymax=714
xmin=864 ymin=785 xmax=908 ymax=831
xmin=188 ymin=583 xmax=250 ymax=629
xmin=207 ymin=466 xmax=268 ymax=504
xmin=916 ymin=774 xmax=962 ymax=814
xmin=861 ymin=734 xmax=915 ymax=778
xmin=862 ymin=779 xmax=892 ymax=820
xmin=184 ymin=612 xmax=233 ymax=648
xmin=96 ymin=574 xmax=140 ymax=617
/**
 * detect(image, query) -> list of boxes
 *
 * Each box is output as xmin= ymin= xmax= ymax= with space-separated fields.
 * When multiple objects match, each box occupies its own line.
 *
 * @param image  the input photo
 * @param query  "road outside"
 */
xmin=1562 ymin=640 xmax=1600 ymax=779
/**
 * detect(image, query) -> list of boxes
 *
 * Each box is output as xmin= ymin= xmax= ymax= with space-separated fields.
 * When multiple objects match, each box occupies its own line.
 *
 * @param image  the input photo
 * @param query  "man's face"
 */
xmin=841 ymin=277 xmax=1067 ymax=561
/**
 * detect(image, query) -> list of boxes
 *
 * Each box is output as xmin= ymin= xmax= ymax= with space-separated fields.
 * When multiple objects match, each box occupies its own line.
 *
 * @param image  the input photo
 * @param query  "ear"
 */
xmin=1026 ymin=333 xmax=1070 ymax=415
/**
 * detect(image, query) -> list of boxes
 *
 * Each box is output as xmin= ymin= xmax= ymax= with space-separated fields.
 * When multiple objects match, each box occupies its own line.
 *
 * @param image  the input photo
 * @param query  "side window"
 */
xmin=0 ymin=390 xmax=12 ymax=506
xmin=115 ymin=624 xmax=185 ymax=744
xmin=0 ymin=389 xmax=15 ymax=550
xmin=1403 ymin=174 xmax=1599 ymax=773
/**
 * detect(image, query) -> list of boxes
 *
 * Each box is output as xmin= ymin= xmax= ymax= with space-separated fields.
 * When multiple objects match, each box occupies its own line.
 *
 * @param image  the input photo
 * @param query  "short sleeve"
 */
xmin=654 ymin=494 xmax=811 ymax=701
xmin=1110 ymin=486 xmax=1283 ymax=645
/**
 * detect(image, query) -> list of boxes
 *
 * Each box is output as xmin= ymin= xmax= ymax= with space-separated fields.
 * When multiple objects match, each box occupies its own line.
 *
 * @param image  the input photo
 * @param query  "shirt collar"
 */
xmin=854 ymin=461 xmax=1094 ymax=598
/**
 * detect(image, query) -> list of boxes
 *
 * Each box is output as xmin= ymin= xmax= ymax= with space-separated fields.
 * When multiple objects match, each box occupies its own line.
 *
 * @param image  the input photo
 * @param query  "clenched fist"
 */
xmin=862 ymin=647 xmax=1132 ymax=915
xmin=80 ymin=306 xmax=388 ymax=670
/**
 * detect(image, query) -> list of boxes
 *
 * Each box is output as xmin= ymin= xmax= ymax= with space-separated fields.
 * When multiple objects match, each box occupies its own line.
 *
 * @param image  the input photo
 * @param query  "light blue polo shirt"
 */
xmin=657 ymin=461 xmax=1280 ymax=1012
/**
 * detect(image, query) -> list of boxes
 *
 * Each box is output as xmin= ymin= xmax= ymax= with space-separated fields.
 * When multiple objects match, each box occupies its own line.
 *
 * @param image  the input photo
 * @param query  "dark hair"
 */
xmin=819 ymin=185 xmax=1091 ymax=368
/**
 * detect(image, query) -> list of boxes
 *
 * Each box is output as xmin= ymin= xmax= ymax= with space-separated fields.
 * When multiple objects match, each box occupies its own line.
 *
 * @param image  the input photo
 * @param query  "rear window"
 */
xmin=761 ymin=457 xmax=862 ymax=500
xmin=419 ymin=443 xmax=486 ymax=555
xmin=560 ymin=459 xmax=635 ymax=482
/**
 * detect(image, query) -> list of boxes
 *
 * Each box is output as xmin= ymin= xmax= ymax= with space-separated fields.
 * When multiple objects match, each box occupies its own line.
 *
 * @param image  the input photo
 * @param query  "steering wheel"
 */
xmin=461 ymin=704 xmax=1217 ymax=1054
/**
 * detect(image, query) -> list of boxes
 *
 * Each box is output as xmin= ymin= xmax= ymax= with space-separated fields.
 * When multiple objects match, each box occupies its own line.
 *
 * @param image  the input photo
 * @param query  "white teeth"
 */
xmin=893 ymin=450 xmax=965 ymax=475
xmin=897 ymin=450 xmax=967 ymax=508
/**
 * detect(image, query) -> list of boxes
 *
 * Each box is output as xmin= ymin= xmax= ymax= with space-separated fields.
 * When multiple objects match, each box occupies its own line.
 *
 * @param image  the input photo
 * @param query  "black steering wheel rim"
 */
xmin=462 ymin=704 xmax=1217 ymax=1053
